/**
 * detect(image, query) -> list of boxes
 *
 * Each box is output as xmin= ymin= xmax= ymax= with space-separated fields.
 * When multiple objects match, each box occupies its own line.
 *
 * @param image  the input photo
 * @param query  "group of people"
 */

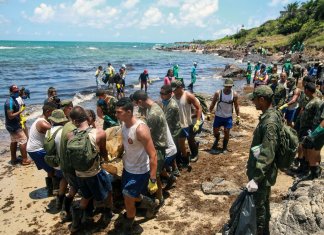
xmin=4 ymin=55 xmax=324 ymax=234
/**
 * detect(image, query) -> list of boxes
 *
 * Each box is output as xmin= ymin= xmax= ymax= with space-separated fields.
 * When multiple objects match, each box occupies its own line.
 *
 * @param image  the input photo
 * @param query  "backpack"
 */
xmin=66 ymin=127 xmax=98 ymax=172
xmin=44 ymin=126 xmax=63 ymax=168
xmin=194 ymin=93 xmax=208 ymax=114
xmin=275 ymin=113 xmax=299 ymax=170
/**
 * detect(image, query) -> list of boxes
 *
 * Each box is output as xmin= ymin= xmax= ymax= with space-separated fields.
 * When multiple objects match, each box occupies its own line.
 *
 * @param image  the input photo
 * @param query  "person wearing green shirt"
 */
xmin=188 ymin=62 xmax=197 ymax=92
xmin=246 ymin=86 xmax=281 ymax=235
xmin=246 ymin=61 xmax=252 ymax=85
xmin=282 ymin=59 xmax=293 ymax=77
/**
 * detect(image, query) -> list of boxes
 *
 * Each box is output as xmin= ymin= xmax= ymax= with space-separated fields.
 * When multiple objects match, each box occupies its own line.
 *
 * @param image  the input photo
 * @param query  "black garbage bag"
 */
xmin=222 ymin=189 xmax=256 ymax=235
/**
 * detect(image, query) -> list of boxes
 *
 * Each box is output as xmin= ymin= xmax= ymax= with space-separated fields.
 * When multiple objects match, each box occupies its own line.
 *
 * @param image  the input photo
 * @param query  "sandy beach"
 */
xmin=1 ymin=88 xmax=311 ymax=235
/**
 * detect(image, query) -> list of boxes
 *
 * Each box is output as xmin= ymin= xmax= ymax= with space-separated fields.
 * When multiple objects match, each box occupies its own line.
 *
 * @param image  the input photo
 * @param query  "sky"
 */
xmin=0 ymin=0 xmax=307 ymax=43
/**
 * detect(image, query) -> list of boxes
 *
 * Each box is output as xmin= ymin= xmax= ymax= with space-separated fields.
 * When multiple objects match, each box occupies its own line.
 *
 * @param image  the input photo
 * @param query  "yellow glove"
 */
xmin=148 ymin=79 xmax=152 ymax=84
xmin=236 ymin=116 xmax=240 ymax=125
xmin=20 ymin=115 xmax=27 ymax=129
xmin=193 ymin=120 xmax=202 ymax=133
xmin=148 ymin=179 xmax=158 ymax=194
xmin=20 ymin=105 xmax=26 ymax=112
xmin=279 ymin=103 xmax=288 ymax=110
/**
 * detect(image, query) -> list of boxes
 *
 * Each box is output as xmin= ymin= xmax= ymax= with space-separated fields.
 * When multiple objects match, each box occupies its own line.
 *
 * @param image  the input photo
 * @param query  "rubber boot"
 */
xmin=82 ymin=198 xmax=94 ymax=224
xmin=222 ymin=139 xmax=229 ymax=153
xmin=56 ymin=194 xmax=65 ymax=210
xmin=70 ymin=205 xmax=83 ymax=233
xmin=310 ymin=166 xmax=322 ymax=179
xmin=52 ymin=176 xmax=60 ymax=196
xmin=121 ymin=215 xmax=134 ymax=235
xmin=292 ymin=158 xmax=306 ymax=174
xmin=137 ymin=196 xmax=159 ymax=219
xmin=60 ymin=196 xmax=73 ymax=222
xmin=45 ymin=177 xmax=53 ymax=197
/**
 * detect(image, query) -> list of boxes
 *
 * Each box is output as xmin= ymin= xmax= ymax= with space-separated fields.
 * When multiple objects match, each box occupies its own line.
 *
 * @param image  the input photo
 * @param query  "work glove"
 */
xmin=148 ymin=179 xmax=158 ymax=194
xmin=20 ymin=115 xmax=27 ymax=129
xmin=236 ymin=116 xmax=240 ymax=125
xmin=20 ymin=105 xmax=26 ymax=112
xmin=246 ymin=179 xmax=258 ymax=192
xmin=193 ymin=120 xmax=202 ymax=133
xmin=148 ymin=79 xmax=152 ymax=84
xmin=278 ymin=103 xmax=288 ymax=111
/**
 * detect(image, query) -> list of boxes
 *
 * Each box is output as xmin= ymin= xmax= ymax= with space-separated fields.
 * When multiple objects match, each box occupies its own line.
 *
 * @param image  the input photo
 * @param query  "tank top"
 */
xmin=287 ymin=87 xmax=299 ymax=110
xmin=27 ymin=117 xmax=49 ymax=152
xmin=174 ymin=92 xmax=192 ymax=128
xmin=216 ymin=90 xmax=234 ymax=118
xmin=122 ymin=120 xmax=150 ymax=174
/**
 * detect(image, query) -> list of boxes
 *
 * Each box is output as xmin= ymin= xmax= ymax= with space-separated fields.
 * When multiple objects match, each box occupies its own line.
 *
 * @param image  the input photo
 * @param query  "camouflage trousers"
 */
xmin=254 ymin=184 xmax=271 ymax=235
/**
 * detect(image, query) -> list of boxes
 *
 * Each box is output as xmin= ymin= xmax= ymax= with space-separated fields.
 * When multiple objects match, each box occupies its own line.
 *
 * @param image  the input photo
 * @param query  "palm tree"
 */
xmin=284 ymin=2 xmax=299 ymax=18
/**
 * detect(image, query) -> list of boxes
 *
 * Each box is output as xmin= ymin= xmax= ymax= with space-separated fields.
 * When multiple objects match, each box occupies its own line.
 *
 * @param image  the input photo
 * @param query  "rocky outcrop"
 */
xmin=270 ymin=179 xmax=324 ymax=235
xmin=201 ymin=177 xmax=241 ymax=195
xmin=221 ymin=64 xmax=244 ymax=78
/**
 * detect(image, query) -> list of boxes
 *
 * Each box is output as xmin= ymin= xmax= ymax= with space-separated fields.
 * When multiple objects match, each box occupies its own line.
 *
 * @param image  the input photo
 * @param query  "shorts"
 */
xmin=141 ymin=80 xmax=147 ymax=86
xmin=63 ymin=172 xmax=79 ymax=191
xmin=10 ymin=129 xmax=27 ymax=145
xmin=213 ymin=116 xmax=233 ymax=129
xmin=122 ymin=170 xmax=150 ymax=198
xmin=179 ymin=127 xmax=190 ymax=138
xmin=28 ymin=149 xmax=54 ymax=173
xmin=164 ymin=154 xmax=176 ymax=167
xmin=314 ymin=134 xmax=324 ymax=151
xmin=156 ymin=148 xmax=166 ymax=177
xmin=77 ymin=170 xmax=112 ymax=201
xmin=284 ymin=109 xmax=297 ymax=122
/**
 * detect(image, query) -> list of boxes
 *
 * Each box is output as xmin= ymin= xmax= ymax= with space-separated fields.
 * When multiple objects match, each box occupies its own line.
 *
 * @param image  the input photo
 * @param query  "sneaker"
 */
xmin=165 ymin=174 xmax=176 ymax=190
xmin=190 ymin=155 xmax=198 ymax=162
xmin=210 ymin=149 xmax=223 ymax=155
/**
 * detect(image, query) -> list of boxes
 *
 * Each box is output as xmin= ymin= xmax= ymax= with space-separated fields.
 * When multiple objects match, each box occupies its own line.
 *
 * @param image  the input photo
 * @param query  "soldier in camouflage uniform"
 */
xmin=131 ymin=90 xmax=168 ymax=205
xmin=299 ymin=83 xmax=323 ymax=179
xmin=246 ymin=86 xmax=281 ymax=235
xmin=160 ymin=84 xmax=181 ymax=176
xmin=96 ymin=89 xmax=118 ymax=130
xmin=268 ymin=74 xmax=286 ymax=108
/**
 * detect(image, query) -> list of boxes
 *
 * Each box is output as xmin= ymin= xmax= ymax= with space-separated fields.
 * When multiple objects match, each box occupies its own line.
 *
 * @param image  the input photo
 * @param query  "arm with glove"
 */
xmin=190 ymin=93 xmax=203 ymax=133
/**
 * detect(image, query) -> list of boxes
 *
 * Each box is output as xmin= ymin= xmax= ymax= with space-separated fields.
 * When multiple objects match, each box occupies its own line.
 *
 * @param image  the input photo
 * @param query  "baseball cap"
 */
xmin=224 ymin=78 xmax=234 ymax=87
xmin=270 ymin=74 xmax=279 ymax=81
xmin=171 ymin=80 xmax=183 ymax=91
xmin=10 ymin=85 xmax=19 ymax=93
xmin=48 ymin=109 xmax=68 ymax=124
xmin=248 ymin=86 xmax=273 ymax=100
xmin=24 ymin=89 xmax=31 ymax=98
xmin=287 ymin=76 xmax=296 ymax=82
xmin=60 ymin=99 xmax=73 ymax=109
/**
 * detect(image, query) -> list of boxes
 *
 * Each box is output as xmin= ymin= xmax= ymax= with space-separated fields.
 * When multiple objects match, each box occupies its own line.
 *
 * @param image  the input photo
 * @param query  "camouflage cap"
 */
xmin=171 ymin=80 xmax=183 ymax=91
xmin=60 ymin=99 xmax=73 ymax=109
xmin=248 ymin=85 xmax=273 ymax=100
xmin=48 ymin=109 xmax=68 ymax=123
xmin=224 ymin=78 xmax=234 ymax=87
xmin=287 ymin=76 xmax=296 ymax=82
xmin=270 ymin=74 xmax=279 ymax=81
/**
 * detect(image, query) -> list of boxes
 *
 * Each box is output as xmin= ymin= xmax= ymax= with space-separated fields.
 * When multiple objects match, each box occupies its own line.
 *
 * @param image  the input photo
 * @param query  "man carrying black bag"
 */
xmin=246 ymin=86 xmax=281 ymax=235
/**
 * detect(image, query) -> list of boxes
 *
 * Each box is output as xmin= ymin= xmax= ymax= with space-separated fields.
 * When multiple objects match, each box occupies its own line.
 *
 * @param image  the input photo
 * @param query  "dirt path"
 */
xmin=0 ymin=90 xmax=295 ymax=235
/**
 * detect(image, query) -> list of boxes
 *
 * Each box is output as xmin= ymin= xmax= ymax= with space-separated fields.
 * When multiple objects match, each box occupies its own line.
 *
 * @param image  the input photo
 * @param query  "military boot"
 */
xmin=121 ymin=215 xmax=134 ymax=235
xmin=45 ymin=177 xmax=53 ymax=197
xmin=60 ymin=196 xmax=73 ymax=222
xmin=55 ymin=194 xmax=65 ymax=210
xmin=70 ymin=205 xmax=83 ymax=233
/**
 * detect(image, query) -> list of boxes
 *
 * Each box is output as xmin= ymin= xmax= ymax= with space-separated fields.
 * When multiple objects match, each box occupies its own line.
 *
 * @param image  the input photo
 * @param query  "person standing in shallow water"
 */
xmin=188 ymin=62 xmax=197 ymax=92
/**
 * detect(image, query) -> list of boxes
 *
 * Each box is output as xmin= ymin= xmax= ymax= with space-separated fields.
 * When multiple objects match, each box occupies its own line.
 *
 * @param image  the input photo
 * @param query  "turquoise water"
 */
xmin=0 ymin=40 xmax=244 ymax=130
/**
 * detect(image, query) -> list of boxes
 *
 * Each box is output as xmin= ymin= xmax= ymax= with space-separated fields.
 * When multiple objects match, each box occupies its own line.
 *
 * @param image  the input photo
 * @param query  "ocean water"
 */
xmin=0 ymin=40 xmax=245 ymax=132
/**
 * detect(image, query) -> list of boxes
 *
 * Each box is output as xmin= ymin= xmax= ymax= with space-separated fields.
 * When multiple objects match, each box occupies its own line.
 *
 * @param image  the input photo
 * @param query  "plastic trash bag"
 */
xmin=222 ymin=189 xmax=256 ymax=235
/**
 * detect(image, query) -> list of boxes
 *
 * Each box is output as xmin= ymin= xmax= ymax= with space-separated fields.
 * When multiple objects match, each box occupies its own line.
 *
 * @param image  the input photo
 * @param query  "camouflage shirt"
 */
xmin=247 ymin=108 xmax=280 ymax=186
xmin=146 ymin=103 xmax=168 ymax=149
xmin=269 ymin=83 xmax=286 ymax=107
xmin=162 ymin=98 xmax=181 ymax=138
xmin=312 ymin=102 xmax=324 ymax=130
xmin=300 ymin=97 xmax=322 ymax=133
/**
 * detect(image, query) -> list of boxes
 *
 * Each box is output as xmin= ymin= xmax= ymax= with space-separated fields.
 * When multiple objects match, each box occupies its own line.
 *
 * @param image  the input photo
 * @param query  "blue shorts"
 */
xmin=179 ymin=127 xmax=190 ymax=138
xmin=213 ymin=116 xmax=233 ymax=129
xmin=164 ymin=154 xmax=176 ymax=167
xmin=122 ymin=170 xmax=149 ymax=198
xmin=28 ymin=149 xmax=54 ymax=173
xmin=77 ymin=170 xmax=112 ymax=201
xmin=285 ymin=109 xmax=297 ymax=122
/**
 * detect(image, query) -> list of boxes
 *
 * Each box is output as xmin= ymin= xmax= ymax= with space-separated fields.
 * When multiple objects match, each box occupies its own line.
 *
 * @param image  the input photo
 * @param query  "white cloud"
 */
xmin=167 ymin=13 xmax=178 ymax=25
xmin=179 ymin=0 xmax=219 ymax=27
xmin=213 ymin=25 xmax=240 ymax=38
xmin=0 ymin=14 xmax=10 ymax=24
xmin=26 ymin=3 xmax=55 ymax=23
xmin=0 ymin=0 xmax=7 ymax=3
xmin=139 ymin=7 xmax=163 ymax=29
xmin=122 ymin=0 xmax=139 ymax=9
xmin=157 ymin=0 xmax=180 ymax=7
xmin=268 ymin=0 xmax=290 ymax=7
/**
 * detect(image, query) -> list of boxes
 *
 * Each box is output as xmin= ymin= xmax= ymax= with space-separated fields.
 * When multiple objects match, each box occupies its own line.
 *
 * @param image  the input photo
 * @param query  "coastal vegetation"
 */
xmin=201 ymin=0 xmax=324 ymax=52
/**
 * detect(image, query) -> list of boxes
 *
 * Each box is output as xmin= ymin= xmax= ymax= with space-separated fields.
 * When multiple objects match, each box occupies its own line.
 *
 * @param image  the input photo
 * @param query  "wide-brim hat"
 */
xmin=171 ymin=80 xmax=183 ymax=91
xmin=224 ymin=78 xmax=234 ymax=87
xmin=48 ymin=109 xmax=68 ymax=123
